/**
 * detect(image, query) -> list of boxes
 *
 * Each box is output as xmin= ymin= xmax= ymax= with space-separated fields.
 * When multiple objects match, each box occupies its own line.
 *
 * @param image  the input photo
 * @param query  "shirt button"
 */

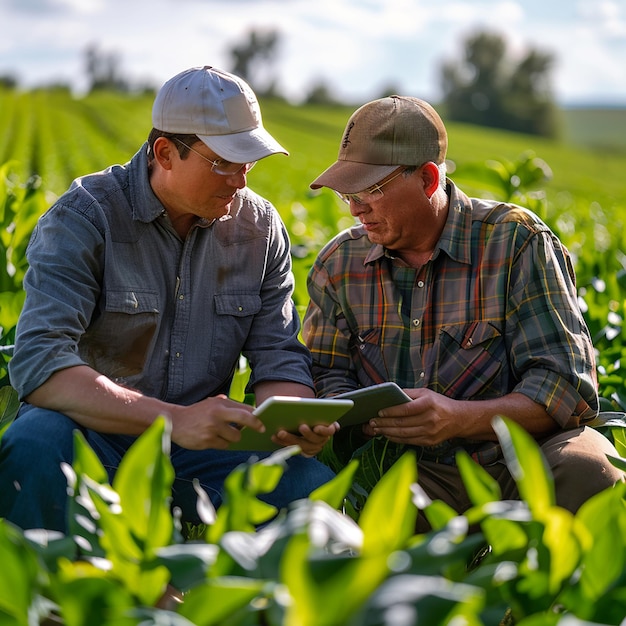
xmin=419 ymin=371 xmax=425 ymax=378
xmin=412 ymin=318 xmax=420 ymax=327
xmin=238 ymin=306 xmax=243 ymax=312
xmin=417 ymin=281 xmax=424 ymax=288
xmin=175 ymin=352 xmax=181 ymax=358
xmin=178 ymin=294 xmax=184 ymax=300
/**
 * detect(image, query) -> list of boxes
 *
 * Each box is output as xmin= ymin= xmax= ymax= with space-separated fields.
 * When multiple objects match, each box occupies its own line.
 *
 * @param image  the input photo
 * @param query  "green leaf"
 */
xmin=492 ymin=415 xmax=555 ymax=515
xmin=541 ymin=506 xmax=583 ymax=593
xmin=72 ymin=429 xmax=109 ymax=485
xmin=112 ymin=415 xmax=175 ymax=554
xmin=0 ymin=385 xmax=19 ymax=429
xmin=351 ymin=574 xmax=485 ymax=626
xmin=574 ymin=481 xmax=626 ymax=604
xmin=208 ymin=448 xmax=299 ymax=541
xmin=281 ymin=533 xmax=389 ymax=626
xmin=456 ymin=449 xmax=502 ymax=506
xmin=606 ymin=454 xmax=626 ymax=472
xmin=359 ymin=451 xmax=417 ymax=555
xmin=51 ymin=560 xmax=137 ymax=626
xmin=178 ymin=577 xmax=267 ymax=626
xmin=309 ymin=459 xmax=359 ymax=509
xmin=422 ymin=498 xmax=459 ymax=531
xmin=612 ymin=428 xmax=626 ymax=458
xmin=0 ymin=521 xmax=39 ymax=626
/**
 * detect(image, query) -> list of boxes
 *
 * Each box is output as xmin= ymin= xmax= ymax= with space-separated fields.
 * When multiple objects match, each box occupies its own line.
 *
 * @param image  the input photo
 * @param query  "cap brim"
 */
xmin=198 ymin=127 xmax=288 ymax=163
xmin=310 ymin=160 xmax=398 ymax=193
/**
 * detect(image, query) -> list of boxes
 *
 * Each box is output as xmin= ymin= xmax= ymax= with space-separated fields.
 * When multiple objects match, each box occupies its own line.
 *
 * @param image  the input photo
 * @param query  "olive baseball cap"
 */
xmin=310 ymin=95 xmax=447 ymax=193
xmin=152 ymin=65 xmax=288 ymax=163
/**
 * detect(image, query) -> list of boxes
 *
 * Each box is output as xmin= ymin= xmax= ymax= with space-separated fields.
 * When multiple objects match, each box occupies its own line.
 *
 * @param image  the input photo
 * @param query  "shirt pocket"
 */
xmin=79 ymin=289 xmax=160 ymax=379
xmin=210 ymin=293 xmax=262 ymax=378
xmin=427 ymin=321 xmax=505 ymax=399
xmin=347 ymin=327 xmax=390 ymax=387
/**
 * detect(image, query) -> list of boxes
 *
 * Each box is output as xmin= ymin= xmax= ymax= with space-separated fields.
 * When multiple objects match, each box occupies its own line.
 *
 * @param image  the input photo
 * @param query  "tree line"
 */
xmin=1 ymin=28 xmax=559 ymax=138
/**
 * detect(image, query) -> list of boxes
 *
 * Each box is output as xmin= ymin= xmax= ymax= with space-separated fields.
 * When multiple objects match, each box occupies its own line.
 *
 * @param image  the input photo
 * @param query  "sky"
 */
xmin=1 ymin=0 xmax=625 ymax=107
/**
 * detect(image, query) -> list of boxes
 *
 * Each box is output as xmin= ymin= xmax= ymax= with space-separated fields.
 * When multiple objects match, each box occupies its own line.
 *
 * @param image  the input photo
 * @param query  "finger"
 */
xmin=311 ymin=422 xmax=340 ymax=436
xmin=227 ymin=410 xmax=266 ymax=433
xmin=273 ymin=429 xmax=303 ymax=444
xmin=271 ymin=433 xmax=320 ymax=458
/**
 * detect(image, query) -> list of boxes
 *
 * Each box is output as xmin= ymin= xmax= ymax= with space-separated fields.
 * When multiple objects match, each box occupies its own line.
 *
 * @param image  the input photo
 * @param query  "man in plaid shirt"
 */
xmin=303 ymin=95 xmax=623 ymax=531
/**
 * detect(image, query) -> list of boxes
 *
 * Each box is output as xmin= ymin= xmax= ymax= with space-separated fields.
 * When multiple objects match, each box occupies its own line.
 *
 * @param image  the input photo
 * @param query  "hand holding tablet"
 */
xmin=229 ymin=382 xmax=412 ymax=451
xmin=229 ymin=396 xmax=353 ymax=451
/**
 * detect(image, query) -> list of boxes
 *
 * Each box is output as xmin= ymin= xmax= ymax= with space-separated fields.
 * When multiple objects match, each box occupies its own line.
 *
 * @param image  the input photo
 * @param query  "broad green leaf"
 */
xmin=574 ymin=481 xmax=626 ymax=603
xmin=541 ymin=506 xmax=583 ymax=593
xmin=456 ymin=449 xmax=502 ymax=506
xmin=0 ymin=385 xmax=18 ymax=429
xmin=52 ymin=560 xmax=136 ymax=626
xmin=309 ymin=459 xmax=359 ymax=509
xmin=350 ymin=574 xmax=485 ymax=626
xmin=72 ymin=429 xmax=109 ymax=485
xmin=612 ymin=428 xmax=626 ymax=458
xmin=281 ymin=532 xmax=389 ymax=626
xmin=492 ymin=415 xmax=555 ymax=515
xmin=155 ymin=543 xmax=219 ymax=591
xmin=178 ymin=577 xmax=267 ymax=626
xmin=68 ymin=430 xmax=113 ymax=557
xmin=0 ymin=521 xmax=39 ymax=625
xmin=208 ymin=448 xmax=299 ymax=540
xmin=359 ymin=451 xmax=417 ymax=555
xmin=71 ymin=419 xmax=176 ymax=605
xmin=112 ymin=415 xmax=175 ymax=553
xmin=422 ymin=498 xmax=458 ymax=531
xmin=606 ymin=454 xmax=626 ymax=472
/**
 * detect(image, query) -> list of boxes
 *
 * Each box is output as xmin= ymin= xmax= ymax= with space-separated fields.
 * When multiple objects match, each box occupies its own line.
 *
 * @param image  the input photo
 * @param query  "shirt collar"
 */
xmin=128 ymin=144 xmax=168 ymax=223
xmin=436 ymin=180 xmax=473 ymax=266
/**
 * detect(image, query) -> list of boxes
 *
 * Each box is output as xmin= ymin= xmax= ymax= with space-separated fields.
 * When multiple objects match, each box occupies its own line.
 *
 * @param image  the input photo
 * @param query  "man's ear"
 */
xmin=152 ymin=137 xmax=174 ymax=170
xmin=421 ymin=162 xmax=441 ymax=198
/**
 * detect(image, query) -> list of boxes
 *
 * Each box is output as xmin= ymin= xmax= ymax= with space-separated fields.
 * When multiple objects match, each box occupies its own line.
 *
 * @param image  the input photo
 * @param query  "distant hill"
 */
xmin=561 ymin=106 xmax=626 ymax=154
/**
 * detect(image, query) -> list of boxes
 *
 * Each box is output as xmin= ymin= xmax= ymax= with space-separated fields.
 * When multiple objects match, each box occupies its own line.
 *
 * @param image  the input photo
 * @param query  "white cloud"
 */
xmin=1 ymin=0 xmax=624 ymax=105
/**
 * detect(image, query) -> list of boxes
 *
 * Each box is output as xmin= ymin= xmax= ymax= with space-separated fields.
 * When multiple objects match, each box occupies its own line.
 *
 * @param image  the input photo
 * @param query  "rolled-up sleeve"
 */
xmin=507 ymin=229 xmax=598 ymax=427
xmin=244 ymin=208 xmax=313 ymax=391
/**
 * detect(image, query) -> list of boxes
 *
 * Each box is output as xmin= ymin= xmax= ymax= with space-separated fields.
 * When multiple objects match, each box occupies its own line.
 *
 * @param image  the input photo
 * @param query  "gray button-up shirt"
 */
xmin=9 ymin=144 xmax=313 ymax=403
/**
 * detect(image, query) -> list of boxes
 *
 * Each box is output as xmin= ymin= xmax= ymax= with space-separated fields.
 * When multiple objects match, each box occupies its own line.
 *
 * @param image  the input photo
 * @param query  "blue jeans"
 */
xmin=0 ymin=405 xmax=336 ymax=532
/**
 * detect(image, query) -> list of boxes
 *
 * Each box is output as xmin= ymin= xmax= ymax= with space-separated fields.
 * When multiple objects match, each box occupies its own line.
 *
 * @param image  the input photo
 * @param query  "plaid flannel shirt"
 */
xmin=303 ymin=181 xmax=598 ymax=465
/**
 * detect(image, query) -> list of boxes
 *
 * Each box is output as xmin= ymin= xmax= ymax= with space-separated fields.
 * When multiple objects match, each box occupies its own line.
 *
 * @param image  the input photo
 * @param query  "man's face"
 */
xmin=346 ymin=168 xmax=425 ymax=252
xmin=344 ymin=163 xmax=446 ymax=266
xmin=157 ymin=138 xmax=253 ymax=224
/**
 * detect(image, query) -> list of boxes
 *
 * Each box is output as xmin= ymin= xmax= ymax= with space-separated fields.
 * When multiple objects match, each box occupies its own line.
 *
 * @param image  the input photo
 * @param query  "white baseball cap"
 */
xmin=152 ymin=65 xmax=288 ymax=163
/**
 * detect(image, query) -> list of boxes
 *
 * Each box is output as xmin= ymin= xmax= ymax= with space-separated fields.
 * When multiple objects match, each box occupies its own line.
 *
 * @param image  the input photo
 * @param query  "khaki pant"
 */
xmin=414 ymin=426 xmax=624 ymax=533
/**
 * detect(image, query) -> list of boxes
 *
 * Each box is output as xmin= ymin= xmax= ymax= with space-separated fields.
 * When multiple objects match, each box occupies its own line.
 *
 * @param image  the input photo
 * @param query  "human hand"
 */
xmin=169 ymin=395 xmax=265 ymax=450
xmin=272 ymin=421 xmax=340 ymax=457
xmin=362 ymin=388 xmax=462 ymax=446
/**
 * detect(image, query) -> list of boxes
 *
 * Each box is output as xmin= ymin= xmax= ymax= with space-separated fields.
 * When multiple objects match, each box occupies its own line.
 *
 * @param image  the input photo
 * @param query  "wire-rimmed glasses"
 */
xmin=175 ymin=139 xmax=256 ymax=176
xmin=335 ymin=168 xmax=406 ymax=205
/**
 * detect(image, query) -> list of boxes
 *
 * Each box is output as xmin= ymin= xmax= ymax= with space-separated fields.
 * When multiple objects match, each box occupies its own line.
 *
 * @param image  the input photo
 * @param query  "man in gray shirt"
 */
xmin=0 ymin=66 xmax=336 ymax=532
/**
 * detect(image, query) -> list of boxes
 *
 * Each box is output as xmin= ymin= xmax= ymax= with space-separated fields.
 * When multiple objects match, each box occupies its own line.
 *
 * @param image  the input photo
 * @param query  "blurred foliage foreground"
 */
xmin=2 ymin=149 xmax=626 ymax=624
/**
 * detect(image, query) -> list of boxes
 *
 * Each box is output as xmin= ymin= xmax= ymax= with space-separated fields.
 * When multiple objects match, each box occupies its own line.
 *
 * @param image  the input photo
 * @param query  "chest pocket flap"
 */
xmin=214 ymin=293 xmax=262 ymax=317
xmin=442 ymin=321 xmax=502 ymax=350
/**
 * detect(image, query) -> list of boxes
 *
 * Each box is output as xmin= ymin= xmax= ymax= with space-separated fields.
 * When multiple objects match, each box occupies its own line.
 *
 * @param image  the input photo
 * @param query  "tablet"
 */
xmin=335 ymin=382 xmax=412 ymax=427
xmin=229 ymin=396 xmax=354 ymax=451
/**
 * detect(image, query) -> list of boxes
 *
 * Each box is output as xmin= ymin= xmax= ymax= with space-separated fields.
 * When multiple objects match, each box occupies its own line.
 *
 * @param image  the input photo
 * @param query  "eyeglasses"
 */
xmin=174 ymin=139 xmax=256 ymax=176
xmin=335 ymin=168 xmax=406 ymax=205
